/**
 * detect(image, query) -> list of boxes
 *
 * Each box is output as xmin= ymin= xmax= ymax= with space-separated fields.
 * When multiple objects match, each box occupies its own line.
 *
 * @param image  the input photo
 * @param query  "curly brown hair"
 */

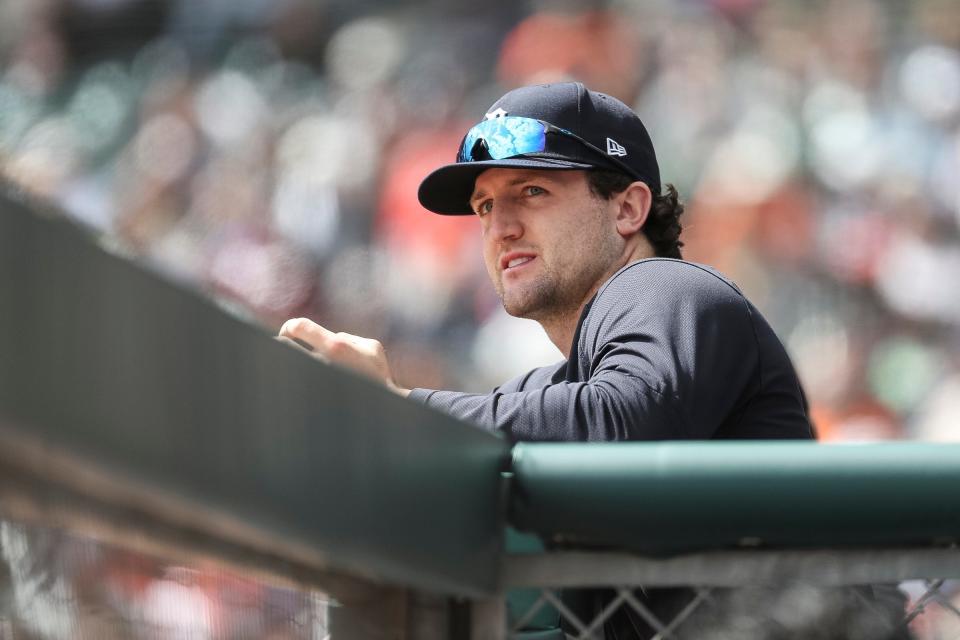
xmin=586 ymin=170 xmax=685 ymax=259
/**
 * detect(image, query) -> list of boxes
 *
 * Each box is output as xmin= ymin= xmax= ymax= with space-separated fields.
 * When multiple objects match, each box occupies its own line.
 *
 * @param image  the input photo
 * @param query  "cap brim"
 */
xmin=417 ymin=158 xmax=597 ymax=215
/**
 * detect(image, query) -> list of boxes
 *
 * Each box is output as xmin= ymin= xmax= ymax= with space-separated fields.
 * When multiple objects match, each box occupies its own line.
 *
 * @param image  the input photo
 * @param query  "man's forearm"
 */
xmin=409 ymin=375 xmax=679 ymax=442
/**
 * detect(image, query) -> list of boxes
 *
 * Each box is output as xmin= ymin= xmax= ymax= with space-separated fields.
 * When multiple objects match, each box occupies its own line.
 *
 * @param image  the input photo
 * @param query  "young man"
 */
xmin=280 ymin=84 xmax=915 ymax=640
xmin=280 ymin=82 xmax=813 ymax=443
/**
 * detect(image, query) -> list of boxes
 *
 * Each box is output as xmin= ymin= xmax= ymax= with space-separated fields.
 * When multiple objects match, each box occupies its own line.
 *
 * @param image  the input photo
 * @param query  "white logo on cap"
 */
xmin=485 ymin=108 xmax=508 ymax=120
xmin=606 ymin=138 xmax=627 ymax=156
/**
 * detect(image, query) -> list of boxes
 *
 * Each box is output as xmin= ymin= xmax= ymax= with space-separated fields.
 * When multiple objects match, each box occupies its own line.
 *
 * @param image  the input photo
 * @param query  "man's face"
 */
xmin=470 ymin=168 xmax=623 ymax=321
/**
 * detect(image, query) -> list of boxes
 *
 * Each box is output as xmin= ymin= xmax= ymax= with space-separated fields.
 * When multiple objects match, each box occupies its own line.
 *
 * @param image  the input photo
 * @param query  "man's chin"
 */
xmin=497 ymin=279 xmax=560 ymax=319
xmin=501 ymin=293 xmax=546 ymax=320
xmin=502 ymin=304 xmax=529 ymax=319
xmin=499 ymin=294 xmax=527 ymax=318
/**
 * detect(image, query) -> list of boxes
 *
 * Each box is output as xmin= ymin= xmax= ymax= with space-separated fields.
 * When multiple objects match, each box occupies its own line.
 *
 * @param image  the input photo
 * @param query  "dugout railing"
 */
xmin=2 ymin=184 xmax=960 ymax=639
xmin=494 ymin=443 xmax=960 ymax=639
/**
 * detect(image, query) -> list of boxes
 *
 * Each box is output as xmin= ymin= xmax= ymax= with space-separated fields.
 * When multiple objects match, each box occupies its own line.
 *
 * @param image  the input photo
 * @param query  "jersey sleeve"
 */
xmin=407 ymin=361 xmax=566 ymax=432
xmin=409 ymin=261 xmax=768 ymax=442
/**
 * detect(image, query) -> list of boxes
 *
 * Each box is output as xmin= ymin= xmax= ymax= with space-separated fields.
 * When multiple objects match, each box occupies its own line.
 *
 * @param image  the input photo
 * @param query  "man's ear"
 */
xmin=614 ymin=181 xmax=652 ymax=237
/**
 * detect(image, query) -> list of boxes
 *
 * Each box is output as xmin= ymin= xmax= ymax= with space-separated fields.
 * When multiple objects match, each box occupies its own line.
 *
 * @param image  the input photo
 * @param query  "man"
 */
xmin=279 ymin=83 xmax=918 ymax=640
xmin=280 ymin=82 xmax=813 ymax=444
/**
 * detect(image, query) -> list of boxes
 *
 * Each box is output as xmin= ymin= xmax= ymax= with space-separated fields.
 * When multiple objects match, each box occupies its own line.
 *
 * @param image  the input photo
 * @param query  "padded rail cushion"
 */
xmin=0 ymin=185 xmax=510 ymax=597
xmin=510 ymin=442 xmax=960 ymax=554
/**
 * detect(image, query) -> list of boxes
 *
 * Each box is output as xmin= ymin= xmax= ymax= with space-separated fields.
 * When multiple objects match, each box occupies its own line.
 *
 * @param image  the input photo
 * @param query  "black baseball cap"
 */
xmin=417 ymin=82 xmax=661 ymax=215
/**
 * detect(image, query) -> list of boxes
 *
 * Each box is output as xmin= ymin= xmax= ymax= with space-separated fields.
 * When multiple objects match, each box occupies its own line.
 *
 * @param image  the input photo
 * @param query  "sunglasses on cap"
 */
xmin=456 ymin=116 xmax=641 ymax=181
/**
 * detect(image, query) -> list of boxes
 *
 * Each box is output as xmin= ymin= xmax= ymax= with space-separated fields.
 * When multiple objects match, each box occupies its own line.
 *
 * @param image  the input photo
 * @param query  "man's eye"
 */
xmin=475 ymin=200 xmax=493 ymax=216
xmin=523 ymin=185 xmax=545 ymax=196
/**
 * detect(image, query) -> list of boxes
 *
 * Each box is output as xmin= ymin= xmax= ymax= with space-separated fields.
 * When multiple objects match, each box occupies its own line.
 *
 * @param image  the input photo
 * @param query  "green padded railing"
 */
xmin=509 ymin=441 xmax=960 ymax=555
xmin=0 ymin=183 xmax=510 ymax=598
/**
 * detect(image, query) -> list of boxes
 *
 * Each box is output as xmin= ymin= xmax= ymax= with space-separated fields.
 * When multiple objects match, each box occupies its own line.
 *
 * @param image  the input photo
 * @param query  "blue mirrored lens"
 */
xmin=459 ymin=117 xmax=547 ymax=162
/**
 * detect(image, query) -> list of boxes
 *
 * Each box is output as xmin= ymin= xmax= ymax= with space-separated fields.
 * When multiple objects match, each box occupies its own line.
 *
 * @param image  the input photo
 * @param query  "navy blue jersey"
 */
xmin=410 ymin=258 xmax=813 ymax=442
xmin=411 ymin=259 xmax=816 ymax=638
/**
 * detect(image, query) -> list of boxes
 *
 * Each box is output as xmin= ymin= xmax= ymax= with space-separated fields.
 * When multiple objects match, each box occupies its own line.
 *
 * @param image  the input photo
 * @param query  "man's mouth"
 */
xmin=501 ymin=252 xmax=537 ymax=272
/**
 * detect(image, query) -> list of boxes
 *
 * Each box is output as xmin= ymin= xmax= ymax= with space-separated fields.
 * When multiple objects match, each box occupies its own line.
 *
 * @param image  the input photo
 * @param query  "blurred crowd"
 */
xmin=3 ymin=0 xmax=960 ymax=441
xmin=0 ymin=521 xmax=327 ymax=638
xmin=2 ymin=1 xmax=960 ymax=637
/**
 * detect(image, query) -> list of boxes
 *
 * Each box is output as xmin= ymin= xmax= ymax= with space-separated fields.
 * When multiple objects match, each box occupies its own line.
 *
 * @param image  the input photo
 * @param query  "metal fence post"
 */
xmin=327 ymin=585 xmax=409 ymax=640
xmin=471 ymin=595 xmax=507 ymax=640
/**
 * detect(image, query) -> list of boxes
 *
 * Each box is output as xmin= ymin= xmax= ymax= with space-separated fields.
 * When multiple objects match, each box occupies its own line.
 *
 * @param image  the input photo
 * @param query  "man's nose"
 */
xmin=488 ymin=206 xmax=523 ymax=242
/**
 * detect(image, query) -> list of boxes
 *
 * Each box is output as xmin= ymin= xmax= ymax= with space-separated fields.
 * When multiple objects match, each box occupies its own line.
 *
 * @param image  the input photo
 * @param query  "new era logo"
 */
xmin=606 ymin=138 xmax=627 ymax=156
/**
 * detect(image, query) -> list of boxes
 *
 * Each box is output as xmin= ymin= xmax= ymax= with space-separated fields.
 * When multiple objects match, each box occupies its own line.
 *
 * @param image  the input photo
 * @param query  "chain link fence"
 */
xmin=496 ymin=550 xmax=960 ymax=640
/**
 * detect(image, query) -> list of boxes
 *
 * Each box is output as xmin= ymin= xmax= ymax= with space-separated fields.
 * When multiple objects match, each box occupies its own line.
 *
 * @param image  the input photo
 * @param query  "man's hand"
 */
xmin=277 ymin=318 xmax=410 ymax=397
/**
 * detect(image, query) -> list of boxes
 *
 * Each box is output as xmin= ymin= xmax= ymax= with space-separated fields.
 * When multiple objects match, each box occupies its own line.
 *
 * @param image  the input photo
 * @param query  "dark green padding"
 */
xmin=510 ymin=442 xmax=960 ymax=554
xmin=0 ymin=185 xmax=510 ymax=596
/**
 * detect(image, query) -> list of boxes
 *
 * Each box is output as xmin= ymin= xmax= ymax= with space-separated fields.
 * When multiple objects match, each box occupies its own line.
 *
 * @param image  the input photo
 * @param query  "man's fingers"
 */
xmin=274 ymin=335 xmax=330 ymax=361
xmin=274 ymin=335 xmax=314 ymax=352
xmin=278 ymin=318 xmax=335 ymax=351
xmin=277 ymin=319 xmax=397 ymax=388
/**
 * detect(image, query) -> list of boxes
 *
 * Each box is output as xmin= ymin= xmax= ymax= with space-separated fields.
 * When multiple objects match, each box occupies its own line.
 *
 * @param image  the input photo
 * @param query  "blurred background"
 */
xmin=2 ymin=0 xmax=960 ymax=636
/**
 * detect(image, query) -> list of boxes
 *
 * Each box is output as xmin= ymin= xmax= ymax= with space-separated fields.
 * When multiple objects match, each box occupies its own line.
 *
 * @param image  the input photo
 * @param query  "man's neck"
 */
xmin=539 ymin=262 xmax=627 ymax=358
xmin=539 ymin=308 xmax=584 ymax=359
xmin=541 ymin=242 xmax=657 ymax=358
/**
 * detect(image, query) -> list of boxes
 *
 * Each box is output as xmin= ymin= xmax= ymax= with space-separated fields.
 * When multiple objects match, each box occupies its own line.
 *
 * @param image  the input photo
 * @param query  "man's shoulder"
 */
xmin=574 ymin=258 xmax=758 ymax=361
xmin=596 ymin=258 xmax=745 ymax=303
